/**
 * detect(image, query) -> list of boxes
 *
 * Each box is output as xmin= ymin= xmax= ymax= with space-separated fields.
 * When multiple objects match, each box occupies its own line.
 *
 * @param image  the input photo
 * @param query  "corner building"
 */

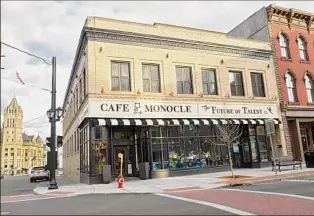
xmin=228 ymin=4 xmax=314 ymax=162
xmin=62 ymin=17 xmax=286 ymax=184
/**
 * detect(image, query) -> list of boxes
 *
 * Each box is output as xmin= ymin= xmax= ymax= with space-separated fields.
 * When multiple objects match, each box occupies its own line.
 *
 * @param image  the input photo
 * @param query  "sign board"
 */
xmin=84 ymin=99 xmax=279 ymax=119
xmin=265 ymin=119 xmax=276 ymax=135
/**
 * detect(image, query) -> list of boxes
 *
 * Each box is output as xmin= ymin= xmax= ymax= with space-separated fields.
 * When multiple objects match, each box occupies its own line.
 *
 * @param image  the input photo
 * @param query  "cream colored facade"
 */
xmin=62 ymin=17 xmax=287 ymax=182
xmin=0 ymin=97 xmax=47 ymax=175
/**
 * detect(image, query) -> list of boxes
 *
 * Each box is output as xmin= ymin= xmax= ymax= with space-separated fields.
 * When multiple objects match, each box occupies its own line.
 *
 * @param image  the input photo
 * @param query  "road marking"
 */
xmin=223 ymin=188 xmax=314 ymax=201
xmin=1 ymin=212 xmax=10 ymax=215
xmin=1 ymin=194 xmax=34 ymax=199
xmin=156 ymin=193 xmax=255 ymax=215
xmin=282 ymin=179 xmax=314 ymax=183
xmin=1 ymin=195 xmax=66 ymax=204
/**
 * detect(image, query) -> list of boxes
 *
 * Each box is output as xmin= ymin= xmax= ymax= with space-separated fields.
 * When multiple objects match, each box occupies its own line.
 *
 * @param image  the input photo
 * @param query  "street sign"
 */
xmin=265 ymin=119 xmax=276 ymax=135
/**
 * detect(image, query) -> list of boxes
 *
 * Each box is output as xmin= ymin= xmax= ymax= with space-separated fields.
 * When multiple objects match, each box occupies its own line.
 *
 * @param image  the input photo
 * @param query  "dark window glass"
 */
xmin=111 ymin=62 xmax=131 ymax=91
xmin=202 ymin=69 xmax=217 ymax=95
xmin=229 ymin=71 xmax=245 ymax=96
xmin=251 ymin=73 xmax=265 ymax=97
xmin=142 ymin=64 xmax=160 ymax=93
xmin=176 ymin=66 xmax=193 ymax=94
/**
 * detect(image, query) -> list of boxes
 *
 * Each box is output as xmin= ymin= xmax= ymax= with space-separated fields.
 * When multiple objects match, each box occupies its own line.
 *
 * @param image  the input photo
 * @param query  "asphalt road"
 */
xmin=1 ymin=194 xmax=234 ymax=215
xmin=1 ymin=175 xmax=75 ymax=196
xmin=1 ymin=174 xmax=314 ymax=215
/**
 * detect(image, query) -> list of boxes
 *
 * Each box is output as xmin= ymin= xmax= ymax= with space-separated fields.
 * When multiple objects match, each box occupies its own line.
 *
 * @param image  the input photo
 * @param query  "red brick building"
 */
xmin=228 ymin=4 xmax=314 ymax=161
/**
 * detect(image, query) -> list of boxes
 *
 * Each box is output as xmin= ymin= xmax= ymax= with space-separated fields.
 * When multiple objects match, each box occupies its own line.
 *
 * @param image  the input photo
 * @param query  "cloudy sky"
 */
xmin=1 ymin=1 xmax=313 ymax=140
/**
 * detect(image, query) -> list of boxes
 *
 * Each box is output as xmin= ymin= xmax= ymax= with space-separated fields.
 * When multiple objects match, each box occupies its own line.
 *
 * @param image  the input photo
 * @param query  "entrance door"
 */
xmin=301 ymin=128 xmax=309 ymax=153
xmin=114 ymin=146 xmax=136 ymax=177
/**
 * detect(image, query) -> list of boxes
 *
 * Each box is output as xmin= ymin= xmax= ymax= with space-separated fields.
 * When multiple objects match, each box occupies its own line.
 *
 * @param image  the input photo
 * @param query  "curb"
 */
xmin=218 ymin=172 xmax=314 ymax=188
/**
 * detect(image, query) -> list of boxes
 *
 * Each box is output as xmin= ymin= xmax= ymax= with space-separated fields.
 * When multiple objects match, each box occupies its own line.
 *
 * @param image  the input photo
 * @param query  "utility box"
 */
xmin=102 ymin=165 xmax=111 ymax=184
xmin=139 ymin=162 xmax=149 ymax=180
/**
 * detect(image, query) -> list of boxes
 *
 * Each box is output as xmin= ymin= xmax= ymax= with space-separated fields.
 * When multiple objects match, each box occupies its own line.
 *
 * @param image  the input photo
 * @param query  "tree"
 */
xmin=209 ymin=123 xmax=243 ymax=178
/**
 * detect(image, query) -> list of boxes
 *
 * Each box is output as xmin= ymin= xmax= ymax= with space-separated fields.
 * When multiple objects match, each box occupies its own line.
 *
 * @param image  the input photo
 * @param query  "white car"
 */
xmin=29 ymin=166 xmax=50 ymax=183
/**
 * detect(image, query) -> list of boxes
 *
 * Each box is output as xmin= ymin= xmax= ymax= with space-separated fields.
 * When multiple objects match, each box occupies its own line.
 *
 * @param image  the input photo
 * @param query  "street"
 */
xmin=1 ymin=175 xmax=314 ymax=215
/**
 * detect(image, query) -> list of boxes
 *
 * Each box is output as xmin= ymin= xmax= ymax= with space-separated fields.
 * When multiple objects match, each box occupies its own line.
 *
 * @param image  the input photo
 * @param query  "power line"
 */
xmin=24 ymin=115 xmax=47 ymax=124
xmin=1 ymin=41 xmax=52 ymax=65
xmin=2 ymin=76 xmax=51 ymax=92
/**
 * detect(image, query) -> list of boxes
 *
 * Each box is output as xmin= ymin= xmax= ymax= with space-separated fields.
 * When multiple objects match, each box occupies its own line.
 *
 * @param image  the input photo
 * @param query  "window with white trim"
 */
xmin=285 ymin=72 xmax=297 ymax=102
xmin=305 ymin=74 xmax=314 ymax=103
xmin=297 ymin=36 xmax=308 ymax=61
xmin=279 ymin=33 xmax=290 ymax=59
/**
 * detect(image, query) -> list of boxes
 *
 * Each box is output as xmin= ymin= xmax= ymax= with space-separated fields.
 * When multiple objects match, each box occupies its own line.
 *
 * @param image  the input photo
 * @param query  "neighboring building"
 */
xmin=62 ymin=16 xmax=285 ymax=184
xmin=0 ymin=97 xmax=48 ymax=175
xmin=228 ymin=4 xmax=314 ymax=161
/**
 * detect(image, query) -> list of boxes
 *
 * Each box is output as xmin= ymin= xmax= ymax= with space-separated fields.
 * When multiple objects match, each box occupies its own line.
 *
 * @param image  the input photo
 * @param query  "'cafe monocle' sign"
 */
xmin=86 ymin=99 xmax=278 ymax=119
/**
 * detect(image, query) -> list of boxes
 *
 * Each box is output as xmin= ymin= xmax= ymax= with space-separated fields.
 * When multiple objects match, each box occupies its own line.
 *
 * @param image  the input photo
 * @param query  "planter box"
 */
xmin=152 ymin=169 xmax=170 ymax=179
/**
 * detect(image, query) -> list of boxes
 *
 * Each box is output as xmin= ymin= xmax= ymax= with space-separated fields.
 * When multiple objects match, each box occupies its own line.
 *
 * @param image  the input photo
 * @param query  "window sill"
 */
xmin=281 ymin=58 xmax=292 ymax=62
xmin=300 ymin=60 xmax=310 ymax=64
xmin=288 ymin=102 xmax=300 ymax=105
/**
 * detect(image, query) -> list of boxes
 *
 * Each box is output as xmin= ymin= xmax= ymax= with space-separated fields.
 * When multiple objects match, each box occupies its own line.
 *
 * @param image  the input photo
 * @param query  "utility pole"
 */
xmin=48 ymin=56 xmax=58 ymax=190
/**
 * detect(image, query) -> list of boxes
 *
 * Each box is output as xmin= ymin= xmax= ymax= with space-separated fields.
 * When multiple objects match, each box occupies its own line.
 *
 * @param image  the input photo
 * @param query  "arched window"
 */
xmin=285 ymin=72 xmax=297 ymax=102
xmin=305 ymin=74 xmax=314 ymax=103
xmin=297 ymin=36 xmax=308 ymax=61
xmin=279 ymin=33 xmax=290 ymax=58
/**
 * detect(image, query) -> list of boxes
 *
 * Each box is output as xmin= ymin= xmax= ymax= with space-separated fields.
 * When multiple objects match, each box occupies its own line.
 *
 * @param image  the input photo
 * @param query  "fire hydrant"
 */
xmin=117 ymin=174 xmax=124 ymax=188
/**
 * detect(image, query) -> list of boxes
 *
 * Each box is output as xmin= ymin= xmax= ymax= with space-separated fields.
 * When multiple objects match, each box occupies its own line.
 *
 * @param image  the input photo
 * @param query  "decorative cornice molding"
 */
xmin=84 ymin=28 xmax=273 ymax=60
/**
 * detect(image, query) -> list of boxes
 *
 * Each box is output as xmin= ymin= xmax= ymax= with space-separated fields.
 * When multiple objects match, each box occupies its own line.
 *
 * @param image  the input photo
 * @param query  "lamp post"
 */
xmin=46 ymin=57 xmax=63 ymax=190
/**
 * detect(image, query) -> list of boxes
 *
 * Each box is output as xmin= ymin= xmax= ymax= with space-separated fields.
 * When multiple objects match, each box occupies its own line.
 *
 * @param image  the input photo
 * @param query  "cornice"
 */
xmin=267 ymin=5 xmax=314 ymax=31
xmin=84 ymin=27 xmax=273 ymax=60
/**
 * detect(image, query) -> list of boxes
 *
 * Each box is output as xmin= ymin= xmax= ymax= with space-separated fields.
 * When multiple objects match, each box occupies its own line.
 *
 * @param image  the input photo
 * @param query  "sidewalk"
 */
xmin=34 ymin=165 xmax=314 ymax=196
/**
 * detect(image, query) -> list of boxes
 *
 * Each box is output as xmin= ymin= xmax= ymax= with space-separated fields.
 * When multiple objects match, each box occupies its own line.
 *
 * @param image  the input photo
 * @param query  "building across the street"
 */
xmin=0 ymin=97 xmax=48 ymax=176
xmin=62 ymin=16 xmax=286 ymax=184
xmin=228 ymin=4 xmax=314 ymax=162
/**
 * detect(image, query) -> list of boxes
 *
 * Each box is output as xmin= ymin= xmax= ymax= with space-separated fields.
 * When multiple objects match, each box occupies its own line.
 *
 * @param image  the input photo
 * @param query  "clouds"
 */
xmin=1 ymin=1 xmax=313 ymax=139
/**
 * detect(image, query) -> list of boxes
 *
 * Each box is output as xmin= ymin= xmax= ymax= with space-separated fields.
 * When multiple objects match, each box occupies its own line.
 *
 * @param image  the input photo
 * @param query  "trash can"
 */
xmin=139 ymin=162 xmax=149 ymax=180
xmin=102 ymin=165 xmax=112 ymax=184
xmin=304 ymin=151 xmax=314 ymax=168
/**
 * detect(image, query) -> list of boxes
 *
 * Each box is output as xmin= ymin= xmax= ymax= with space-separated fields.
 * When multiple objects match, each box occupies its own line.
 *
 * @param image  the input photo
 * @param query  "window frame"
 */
xmin=111 ymin=61 xmax=131 ymax=92
xmin=176 ymin=66 xmax=194 ymax=95
xmin=250 ymin=72 xmax=266 ymax=98
xmin=201 ymin=68 xmax=218 ymax=95
xmin=142 ymin=63 xmax=161 ymax=93
xmin=285 ymin=72 xmax=298 ymax=103
xmin=305 ymin=74 xmax=314 ymax=103
xmin=229 ymin=71 xmax=245 ymax=97
xmin=279 ymin=33 xmax=290 ymax=59
xmin=297 ymin=36 xmax=309 ymax=61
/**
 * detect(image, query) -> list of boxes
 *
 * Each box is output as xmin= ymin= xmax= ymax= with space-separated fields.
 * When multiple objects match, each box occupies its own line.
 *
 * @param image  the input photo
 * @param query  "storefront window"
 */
xmin=256 ymin=126 xmax=270 ymax=162
xmin=91 ymin=126 xmax=108 ymax=175
xmin=151 ymin=127 xmax=169 ymax=170
xmin=168 ymin=126 xmax=184 ymax=169
xmin=183 ymin=125 xmax=201 ymax=168
xmin=80 ymin=125 xmax=90 ymax=174
xmin=199 ymin=126 xmax=229 ymax=167
xmin=249 ymin=125 xmax=259 ymax=163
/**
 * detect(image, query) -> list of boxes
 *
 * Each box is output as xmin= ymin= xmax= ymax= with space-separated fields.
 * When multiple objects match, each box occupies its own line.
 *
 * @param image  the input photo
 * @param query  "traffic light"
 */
xmin=46 ymin=136 xmax=63 ymax=148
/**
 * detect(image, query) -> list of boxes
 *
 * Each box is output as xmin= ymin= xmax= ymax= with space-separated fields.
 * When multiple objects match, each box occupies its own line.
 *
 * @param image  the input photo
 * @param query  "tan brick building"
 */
xmin=62 ymin=17 xmax=286 ymax=184
xmin=1 ymin=97 xmax=48 ymax=176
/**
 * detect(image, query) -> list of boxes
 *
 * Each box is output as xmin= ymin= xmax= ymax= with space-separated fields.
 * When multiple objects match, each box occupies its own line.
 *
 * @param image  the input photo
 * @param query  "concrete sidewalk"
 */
xmin=34 ymin=165 xmax=314 ymax=196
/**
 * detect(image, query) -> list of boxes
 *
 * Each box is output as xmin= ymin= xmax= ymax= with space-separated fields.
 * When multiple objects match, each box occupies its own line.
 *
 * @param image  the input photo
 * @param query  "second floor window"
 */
xmin=285 ymin=72 xmax=297 ymax=102
xmin=176 ymin=66 xmax=193 ymax=94
xmin=111 ymin=61 xmax=131 ymax=91
xmin=279 ymin=33 xmax=290 ymax=59
xmin=251 ymin=73 xmax=265 ymax=97
xmin=305 ymin=74 xmax=314 ymax=103
xmin=229 ymin=71 xmax=244 ymax=96
xmin=297 ymin=36 xmax=308 ymax=61
xmin=201 ymin=69 xmax=217 ymax=95
xmin=142 ymin=64 xmax=160 ymax=93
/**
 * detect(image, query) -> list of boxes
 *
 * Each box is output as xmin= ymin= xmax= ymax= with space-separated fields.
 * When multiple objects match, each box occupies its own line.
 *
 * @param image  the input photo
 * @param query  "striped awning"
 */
xmin=97 ymin=118 xmax=281 ymax=126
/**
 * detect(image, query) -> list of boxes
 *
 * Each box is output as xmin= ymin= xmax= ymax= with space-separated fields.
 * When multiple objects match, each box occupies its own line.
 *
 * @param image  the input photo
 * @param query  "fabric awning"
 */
xmin=97 ymin=118 xmax=281 ymax=126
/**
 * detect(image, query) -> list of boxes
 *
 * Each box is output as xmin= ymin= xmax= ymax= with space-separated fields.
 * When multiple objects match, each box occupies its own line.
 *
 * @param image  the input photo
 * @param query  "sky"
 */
xmin=1 ymin=1 xmax=313 ymax=141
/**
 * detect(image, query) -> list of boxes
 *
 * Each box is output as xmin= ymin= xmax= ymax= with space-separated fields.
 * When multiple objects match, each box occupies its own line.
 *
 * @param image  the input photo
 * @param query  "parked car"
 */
xmin=29 ymin=166 xmax=50 ymax=183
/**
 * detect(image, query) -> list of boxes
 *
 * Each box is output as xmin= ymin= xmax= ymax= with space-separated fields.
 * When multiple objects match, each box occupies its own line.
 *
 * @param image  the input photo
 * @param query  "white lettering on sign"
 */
xmin=85 ymin=99 xmax=279 ymax=119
